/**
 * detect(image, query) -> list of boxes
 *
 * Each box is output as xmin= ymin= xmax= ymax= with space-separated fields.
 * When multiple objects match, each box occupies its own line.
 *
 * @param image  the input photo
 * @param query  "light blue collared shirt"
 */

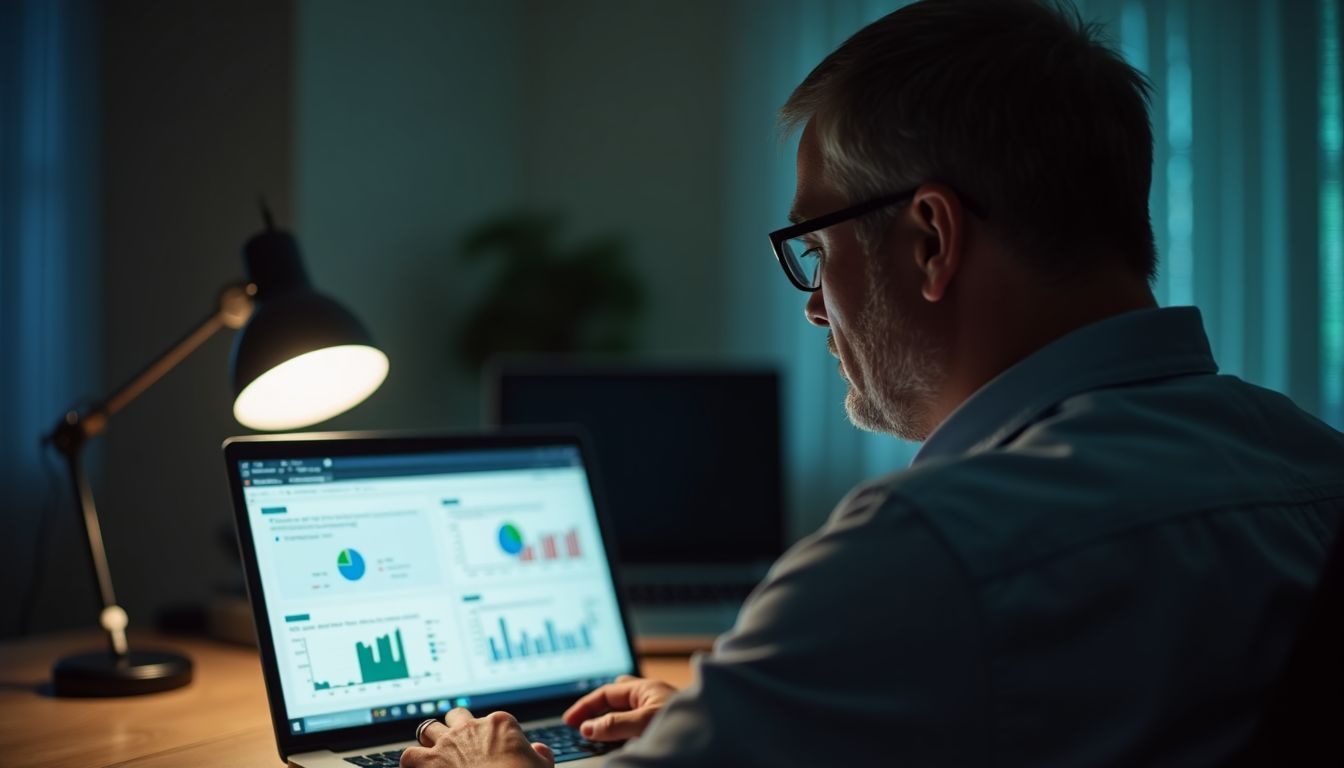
xmin=614 ymin=307 xmax=1344 ymax=767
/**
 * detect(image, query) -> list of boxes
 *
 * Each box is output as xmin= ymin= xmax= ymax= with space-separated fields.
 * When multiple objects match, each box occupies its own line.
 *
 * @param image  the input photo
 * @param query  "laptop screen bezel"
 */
xmin=223 ymin=429 xmax=642 ymax=762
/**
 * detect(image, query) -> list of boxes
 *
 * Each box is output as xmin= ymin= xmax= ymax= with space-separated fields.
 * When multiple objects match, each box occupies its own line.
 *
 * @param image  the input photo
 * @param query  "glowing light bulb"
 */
xmin=233 ymin=345 xmax=388 ymax=431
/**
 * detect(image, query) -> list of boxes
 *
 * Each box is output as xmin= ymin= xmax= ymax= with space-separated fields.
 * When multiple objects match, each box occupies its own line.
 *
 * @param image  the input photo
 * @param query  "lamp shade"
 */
xmin=229 ymin=226 xmax=388 ymax=431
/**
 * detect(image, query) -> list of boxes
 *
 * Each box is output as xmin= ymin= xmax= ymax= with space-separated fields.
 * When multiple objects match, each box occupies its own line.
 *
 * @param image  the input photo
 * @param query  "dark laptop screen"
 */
xmin=493 ymin=368 xmax=785 ymax=564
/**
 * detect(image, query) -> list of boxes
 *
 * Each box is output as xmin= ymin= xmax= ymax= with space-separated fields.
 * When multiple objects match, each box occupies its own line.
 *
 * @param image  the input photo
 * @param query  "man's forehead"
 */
xmin=790 ymin=125 xmax=837 ymax=223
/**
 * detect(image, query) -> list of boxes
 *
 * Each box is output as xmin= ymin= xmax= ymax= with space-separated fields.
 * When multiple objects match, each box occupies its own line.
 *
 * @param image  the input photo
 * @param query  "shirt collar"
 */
xmin=912 ymin=306 xmax=1219 ymax=465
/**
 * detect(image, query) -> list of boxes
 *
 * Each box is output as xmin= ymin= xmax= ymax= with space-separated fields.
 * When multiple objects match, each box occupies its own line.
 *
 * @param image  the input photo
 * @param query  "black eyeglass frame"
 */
xmin=768 ymin=187 xmax=988 ymax=292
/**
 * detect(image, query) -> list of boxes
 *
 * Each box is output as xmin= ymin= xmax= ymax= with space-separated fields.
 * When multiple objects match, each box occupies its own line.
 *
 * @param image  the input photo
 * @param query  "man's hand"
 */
xmin=562 ymin=675 xmax=679 ymax=742
xmin=400 ymin=708 xmax=554 ymax=768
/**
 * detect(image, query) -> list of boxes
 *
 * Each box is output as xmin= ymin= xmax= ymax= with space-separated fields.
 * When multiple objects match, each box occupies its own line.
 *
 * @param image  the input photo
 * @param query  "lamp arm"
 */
xmin=57 ymin=282 xmax=257 ymax=443
xmin=45 ymin=282 xmax=255 ymax=658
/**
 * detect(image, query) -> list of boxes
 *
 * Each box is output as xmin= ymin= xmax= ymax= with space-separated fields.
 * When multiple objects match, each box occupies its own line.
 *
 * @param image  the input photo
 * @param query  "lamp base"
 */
xmin=52 ymin=650 xmax=193 ymax=697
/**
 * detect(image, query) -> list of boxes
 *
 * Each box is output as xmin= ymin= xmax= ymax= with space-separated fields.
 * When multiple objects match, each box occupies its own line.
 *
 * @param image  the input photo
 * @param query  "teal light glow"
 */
xmin=1260 ymin=1 xmax=1290 ymax=393
xmin=1118 ymin=0 xmax=1148 ymax=73
xmin=1165 ymin=1 xmax=1194 ymax=307
xmin=1321 ymin=0 xmax=1343 ymax=428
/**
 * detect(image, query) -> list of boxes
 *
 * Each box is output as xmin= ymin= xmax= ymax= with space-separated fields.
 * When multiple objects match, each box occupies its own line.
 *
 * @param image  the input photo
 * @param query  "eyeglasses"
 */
xmin=768 ymin=191 xmax=916 ymax=292
xmin=768 ymin=188 xmax=986 ymax=292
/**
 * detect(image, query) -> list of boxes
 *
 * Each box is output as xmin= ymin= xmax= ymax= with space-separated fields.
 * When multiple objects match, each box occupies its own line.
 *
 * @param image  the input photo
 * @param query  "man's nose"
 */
xmin=804 ymin=287 xmax=829 ymax=327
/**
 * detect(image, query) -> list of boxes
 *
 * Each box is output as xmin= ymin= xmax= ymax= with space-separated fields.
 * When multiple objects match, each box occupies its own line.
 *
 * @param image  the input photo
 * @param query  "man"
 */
xmin=404 ymin=0 xmax=1344 ymax=765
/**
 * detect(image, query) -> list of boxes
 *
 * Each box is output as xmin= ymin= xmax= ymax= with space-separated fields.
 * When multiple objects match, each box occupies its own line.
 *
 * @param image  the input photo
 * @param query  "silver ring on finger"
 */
xmin=416 ymin=717 xmax=440 ymax=745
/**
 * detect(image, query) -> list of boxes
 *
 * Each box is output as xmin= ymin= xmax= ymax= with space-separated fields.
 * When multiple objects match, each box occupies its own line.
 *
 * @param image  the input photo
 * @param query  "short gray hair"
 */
xmin=780 ymin=0 xmax=1156 ymax=279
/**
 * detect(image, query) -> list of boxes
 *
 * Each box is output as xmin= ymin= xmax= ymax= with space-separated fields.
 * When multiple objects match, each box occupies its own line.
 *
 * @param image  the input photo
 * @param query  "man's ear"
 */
xmin=908 ymin=183 xmax=964 ymax=303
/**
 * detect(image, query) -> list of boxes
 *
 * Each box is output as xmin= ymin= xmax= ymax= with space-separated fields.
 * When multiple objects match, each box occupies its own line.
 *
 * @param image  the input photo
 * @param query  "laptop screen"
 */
xmin=235 ymin=442 xmax=635 ymax=736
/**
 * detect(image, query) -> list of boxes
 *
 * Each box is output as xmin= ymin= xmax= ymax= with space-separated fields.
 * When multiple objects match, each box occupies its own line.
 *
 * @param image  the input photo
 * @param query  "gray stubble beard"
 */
xmin=841 ymin=253 xmax=943 ymax=442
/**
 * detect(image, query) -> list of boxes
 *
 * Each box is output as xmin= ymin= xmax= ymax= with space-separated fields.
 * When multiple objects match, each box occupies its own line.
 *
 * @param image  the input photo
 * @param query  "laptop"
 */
xmin=224 ymin=430 xmax=640 ymax=766
xmin=487 ymin=364 xmax=785 ymax=645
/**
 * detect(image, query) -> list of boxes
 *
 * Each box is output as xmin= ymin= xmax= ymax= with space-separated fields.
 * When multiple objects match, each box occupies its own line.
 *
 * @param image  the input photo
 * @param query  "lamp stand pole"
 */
xmin=44 ymin=283 xmax=255 ymax=697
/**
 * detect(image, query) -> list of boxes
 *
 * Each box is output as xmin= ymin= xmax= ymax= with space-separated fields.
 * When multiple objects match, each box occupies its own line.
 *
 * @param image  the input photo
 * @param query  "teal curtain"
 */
xmin=722 ymin=0 xmax=1344 ymax=537
xmin=1098 ymin=0 xmax=1344 ymax=428
xmin=0 ymin=0 xmax=100 ymax=635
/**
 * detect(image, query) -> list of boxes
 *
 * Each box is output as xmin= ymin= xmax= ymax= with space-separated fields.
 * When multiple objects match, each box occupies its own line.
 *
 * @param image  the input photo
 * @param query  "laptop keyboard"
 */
xmin=343 ymin=749 xmax=405 ymax=766
xmin=527 ymin=723 xmax=620 ymax=762
xmin=625 ymin=582 xmax=754 ymax=604
xmin=343 ymin=726 xmax=618 ymax=765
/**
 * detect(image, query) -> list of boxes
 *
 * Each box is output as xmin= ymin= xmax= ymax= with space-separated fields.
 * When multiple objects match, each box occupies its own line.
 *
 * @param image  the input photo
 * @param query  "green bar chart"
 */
xmin=356 ymin=629 xmax=410 ymax=683
xmin=303 ymin=628 xmax=413 ymax=690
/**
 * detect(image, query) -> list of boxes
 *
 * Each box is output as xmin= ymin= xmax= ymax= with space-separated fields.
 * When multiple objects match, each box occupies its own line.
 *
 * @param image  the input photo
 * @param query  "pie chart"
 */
xmin=337 ymin=548 xmax=366 ymax=581
xmin=498 ymin=523 xmax=524 ymax=556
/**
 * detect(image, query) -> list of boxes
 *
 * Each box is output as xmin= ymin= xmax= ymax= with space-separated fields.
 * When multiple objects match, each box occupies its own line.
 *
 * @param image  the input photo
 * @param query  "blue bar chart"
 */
xmin=487 ymin=614 xmax=594 ymax=662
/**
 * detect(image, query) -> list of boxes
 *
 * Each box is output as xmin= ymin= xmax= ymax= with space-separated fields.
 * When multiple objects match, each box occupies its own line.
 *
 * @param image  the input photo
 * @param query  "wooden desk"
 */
xmin=0 ymin=632 xmax=694 ymax=768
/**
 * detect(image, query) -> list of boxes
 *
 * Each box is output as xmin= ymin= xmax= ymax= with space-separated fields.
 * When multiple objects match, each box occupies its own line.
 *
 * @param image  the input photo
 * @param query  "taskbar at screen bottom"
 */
xmin=290 ymin=675 xmax=621 ymax=735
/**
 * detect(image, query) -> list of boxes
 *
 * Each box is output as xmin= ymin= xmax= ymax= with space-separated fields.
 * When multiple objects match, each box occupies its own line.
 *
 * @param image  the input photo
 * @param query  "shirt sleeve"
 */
xmin=607 ymin=487 xmax=989 ymax=767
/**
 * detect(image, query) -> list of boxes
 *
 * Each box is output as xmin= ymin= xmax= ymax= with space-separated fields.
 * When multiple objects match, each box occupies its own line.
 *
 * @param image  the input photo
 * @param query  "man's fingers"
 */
xmin=445 ymin=706 xmax=475 ymax=728
xmin=399 ymin=745 xmax=430 ymax=767
xmin=562 ymin=682 xmax=639 ymax=725
xmin=580 ymin=709 xmax=654 ymax=742
xmin=405 ymin=710 xmax=540 ymax=767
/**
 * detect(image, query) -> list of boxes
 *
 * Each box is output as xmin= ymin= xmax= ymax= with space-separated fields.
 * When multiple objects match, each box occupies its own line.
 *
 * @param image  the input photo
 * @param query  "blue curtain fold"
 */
xmin=0 ymin=0 xmax=100 ymax=635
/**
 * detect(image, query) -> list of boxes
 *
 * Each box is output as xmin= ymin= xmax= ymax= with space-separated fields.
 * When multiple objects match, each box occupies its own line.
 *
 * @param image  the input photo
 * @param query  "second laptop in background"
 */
xmin=487 ymin=364 xmax=786 ymax=649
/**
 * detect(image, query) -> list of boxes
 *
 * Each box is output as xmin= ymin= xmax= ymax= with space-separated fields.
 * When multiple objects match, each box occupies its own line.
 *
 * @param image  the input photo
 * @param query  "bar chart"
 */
xmin=285 ymin=612 xmax=461 ymax=700
xmin=500 ymin=523 xmax=583 ymax=563
xmin=300 ymin=627 xmax=415 ymax=690
xmin=485 ymin=614 xmax=594 ymax=662
xmin=450 ymin=518 xmax=594 ymax=581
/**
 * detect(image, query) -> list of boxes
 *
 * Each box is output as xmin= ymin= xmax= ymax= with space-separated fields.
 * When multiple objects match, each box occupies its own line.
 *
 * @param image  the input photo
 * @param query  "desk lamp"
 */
xmin=45 ymin=205 xmax=389 ymax=696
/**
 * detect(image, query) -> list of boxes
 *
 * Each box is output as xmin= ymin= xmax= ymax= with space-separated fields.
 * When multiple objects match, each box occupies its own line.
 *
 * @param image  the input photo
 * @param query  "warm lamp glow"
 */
xmin=233 ymin=344 xmax=388 ymax=431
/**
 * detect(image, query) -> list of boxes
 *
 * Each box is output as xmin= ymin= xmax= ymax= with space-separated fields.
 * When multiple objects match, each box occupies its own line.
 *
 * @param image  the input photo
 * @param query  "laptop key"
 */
xmin=526 ymin=724 xmax=622 ymax=762
xmin=344 ymin=748 xmax=404 ymax=766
